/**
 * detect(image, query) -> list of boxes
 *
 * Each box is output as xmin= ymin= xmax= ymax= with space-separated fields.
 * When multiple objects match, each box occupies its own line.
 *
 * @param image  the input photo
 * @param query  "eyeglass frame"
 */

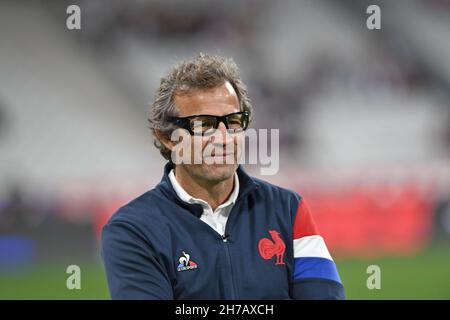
xmin=166 ymin=111 xmax=250 ymax=136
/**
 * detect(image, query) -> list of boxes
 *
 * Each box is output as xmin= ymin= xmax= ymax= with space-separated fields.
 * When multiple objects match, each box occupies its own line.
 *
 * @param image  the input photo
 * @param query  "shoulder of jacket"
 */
xmin=251 ymin=176 xmax=301 ymax=201
xmin=106 ymin=189 xmax=169 ymax=228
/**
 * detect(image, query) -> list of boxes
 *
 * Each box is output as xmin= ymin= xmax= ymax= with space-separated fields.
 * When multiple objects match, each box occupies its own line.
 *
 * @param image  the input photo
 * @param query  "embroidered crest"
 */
xmin=258 ymin=230 xmax=286 ymax=265
xmin=177 ymin=250 xmax=198 ymax=272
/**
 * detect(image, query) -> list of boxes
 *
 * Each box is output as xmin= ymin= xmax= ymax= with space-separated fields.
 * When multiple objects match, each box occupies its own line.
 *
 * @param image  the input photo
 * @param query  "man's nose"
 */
xmin=210 ymin=121 xmax=232 ymax=144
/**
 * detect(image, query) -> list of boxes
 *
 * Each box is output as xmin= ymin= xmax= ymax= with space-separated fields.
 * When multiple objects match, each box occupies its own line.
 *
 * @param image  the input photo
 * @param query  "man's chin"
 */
xmin=198 ymin=163 xmax=237 ymax=182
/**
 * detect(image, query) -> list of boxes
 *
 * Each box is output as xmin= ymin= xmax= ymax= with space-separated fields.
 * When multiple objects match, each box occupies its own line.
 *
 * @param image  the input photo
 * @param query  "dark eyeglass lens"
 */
xmin=227 ymin=114 xmax=245 ymax=130
xmin=189 ymin=116 xmax=217 ymax=133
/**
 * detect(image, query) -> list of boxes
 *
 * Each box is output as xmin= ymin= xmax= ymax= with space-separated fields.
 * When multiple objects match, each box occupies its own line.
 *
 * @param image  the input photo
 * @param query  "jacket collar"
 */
xmin=157 ymin=162 xmax=259 ymax=218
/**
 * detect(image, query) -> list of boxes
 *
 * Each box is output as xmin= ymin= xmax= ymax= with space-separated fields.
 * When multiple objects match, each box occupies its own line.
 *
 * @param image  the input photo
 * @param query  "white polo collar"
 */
xmin=168 ymin=169 xmax=239 ymax=210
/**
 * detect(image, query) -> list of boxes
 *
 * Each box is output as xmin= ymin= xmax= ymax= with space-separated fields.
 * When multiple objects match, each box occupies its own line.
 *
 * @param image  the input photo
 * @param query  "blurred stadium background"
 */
xmin=0 ymin=0 xmax=449 ymax=299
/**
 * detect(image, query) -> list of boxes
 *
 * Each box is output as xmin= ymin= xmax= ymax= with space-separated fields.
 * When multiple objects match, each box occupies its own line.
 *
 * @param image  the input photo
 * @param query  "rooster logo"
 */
xmin=258 ymin=230 xmax=286 ymax=265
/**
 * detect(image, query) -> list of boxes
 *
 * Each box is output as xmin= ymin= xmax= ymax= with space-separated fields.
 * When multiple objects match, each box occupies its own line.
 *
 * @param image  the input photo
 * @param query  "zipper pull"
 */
xmin=222 ymin=234 xmax=230 ymax=242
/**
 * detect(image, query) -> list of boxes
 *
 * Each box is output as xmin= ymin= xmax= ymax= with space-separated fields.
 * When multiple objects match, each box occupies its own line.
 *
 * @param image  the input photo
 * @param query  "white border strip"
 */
xmin=293 ymin=235 xmax=333 ymax=260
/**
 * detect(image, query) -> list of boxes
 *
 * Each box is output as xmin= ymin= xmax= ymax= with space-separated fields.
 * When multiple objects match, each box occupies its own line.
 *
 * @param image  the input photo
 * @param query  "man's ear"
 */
xmin=155 ymin=129 xmax=175 ymax=151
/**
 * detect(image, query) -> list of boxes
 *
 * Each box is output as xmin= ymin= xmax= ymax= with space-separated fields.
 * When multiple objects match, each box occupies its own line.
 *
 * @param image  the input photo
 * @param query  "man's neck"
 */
xmin=174 ymin=166 xmax=235 ymax=211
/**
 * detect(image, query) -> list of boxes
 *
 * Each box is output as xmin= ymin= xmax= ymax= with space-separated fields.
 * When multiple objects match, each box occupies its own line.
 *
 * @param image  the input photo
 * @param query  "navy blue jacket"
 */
xmin=101 ymin=163 xmax=345 ymax=300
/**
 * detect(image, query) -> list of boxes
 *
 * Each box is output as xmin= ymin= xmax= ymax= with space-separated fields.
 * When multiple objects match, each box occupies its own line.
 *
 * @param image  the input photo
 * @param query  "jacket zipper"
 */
xmin=205 ymin=186 xmax=258 ymax=299
xmin=220 ymin=192 xmax=250 ymax=300
xmin=221 ymin=234 xmax=237 ymax=299
xmin=220 ymin=186 xmax=259 ymax=299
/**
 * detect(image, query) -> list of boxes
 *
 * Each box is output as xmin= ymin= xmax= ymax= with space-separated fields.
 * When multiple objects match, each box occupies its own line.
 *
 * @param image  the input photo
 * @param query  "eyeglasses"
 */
xmin=167 ymin=111 xmax=249 ymax=136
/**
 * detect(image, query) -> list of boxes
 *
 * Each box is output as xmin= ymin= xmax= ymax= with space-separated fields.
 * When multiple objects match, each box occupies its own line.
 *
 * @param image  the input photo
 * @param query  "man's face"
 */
xmin=172 ymin=81 xmax=243 ymax=183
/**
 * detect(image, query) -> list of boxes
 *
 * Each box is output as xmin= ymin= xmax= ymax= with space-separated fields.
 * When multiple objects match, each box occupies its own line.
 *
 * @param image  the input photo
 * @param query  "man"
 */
xmin=101 ymin=53 xmax=345 ymax=300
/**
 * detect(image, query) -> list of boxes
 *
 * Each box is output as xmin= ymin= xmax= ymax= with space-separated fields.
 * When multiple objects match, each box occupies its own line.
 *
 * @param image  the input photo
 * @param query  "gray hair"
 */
xmin=147 ymin=53 xmax=253 ymax=160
